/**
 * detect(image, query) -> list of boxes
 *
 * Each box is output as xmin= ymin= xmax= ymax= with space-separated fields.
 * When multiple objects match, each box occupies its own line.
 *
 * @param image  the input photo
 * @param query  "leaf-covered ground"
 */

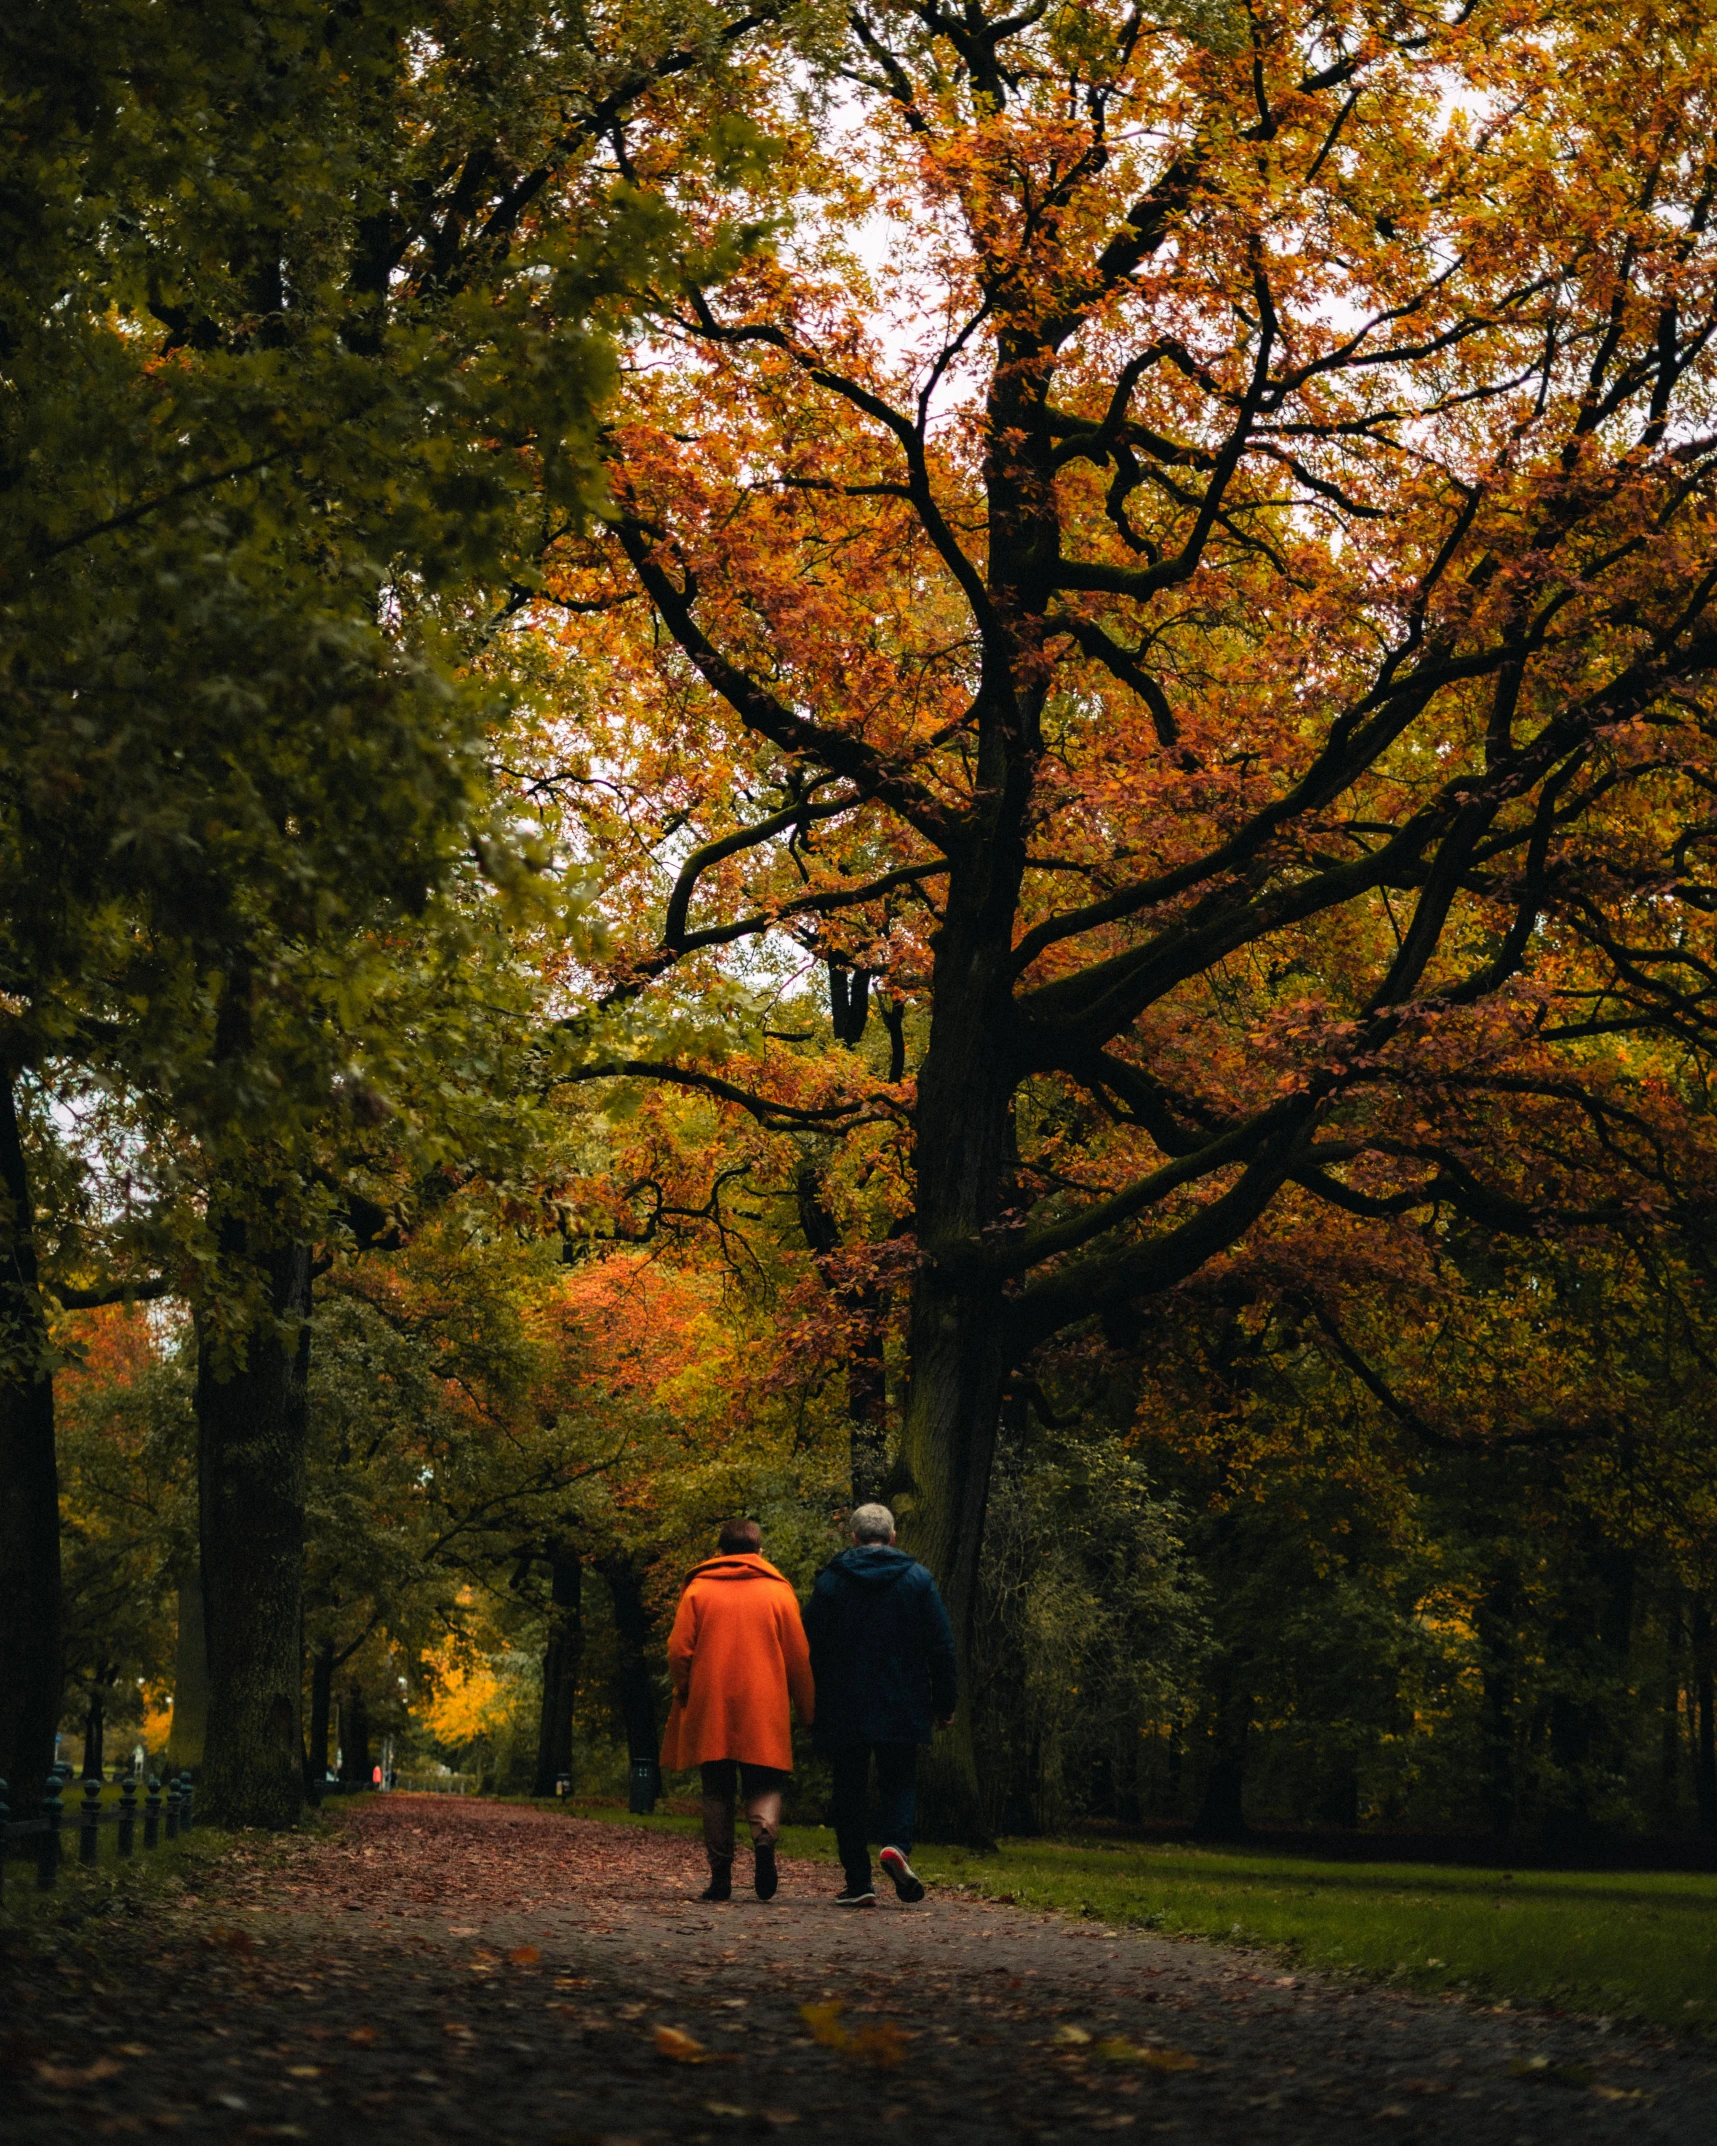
xmin=3 ymin=1795 xmax=1712 ymax=2144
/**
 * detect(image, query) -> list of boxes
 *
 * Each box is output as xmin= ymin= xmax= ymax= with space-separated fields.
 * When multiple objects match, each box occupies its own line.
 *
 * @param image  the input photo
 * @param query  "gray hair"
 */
xmin=849 ymin=1502 xmax=895 ymax=1544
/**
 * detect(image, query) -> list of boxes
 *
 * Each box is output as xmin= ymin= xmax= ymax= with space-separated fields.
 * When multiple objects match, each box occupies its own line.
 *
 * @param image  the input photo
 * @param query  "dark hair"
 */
xmin=717 ymin=1517 xmax=762 ymax=1554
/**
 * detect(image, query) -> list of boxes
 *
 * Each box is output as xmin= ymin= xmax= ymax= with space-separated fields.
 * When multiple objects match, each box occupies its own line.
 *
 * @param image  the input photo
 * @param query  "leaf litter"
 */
xmin=2 ymin=1795 xmax=1710 ymax=2146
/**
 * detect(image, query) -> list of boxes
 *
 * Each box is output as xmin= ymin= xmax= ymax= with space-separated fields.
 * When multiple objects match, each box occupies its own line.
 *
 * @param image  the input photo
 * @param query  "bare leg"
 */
xmin=743 ymin=1788 xmax=782 ymax=1849
xmin=745 ymin=1784 xmax=782 ymax=1899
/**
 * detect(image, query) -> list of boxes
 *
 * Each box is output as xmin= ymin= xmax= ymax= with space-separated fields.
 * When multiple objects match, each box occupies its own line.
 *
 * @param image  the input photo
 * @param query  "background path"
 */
xmin=3 ymin=1795 xmax=1712 ymax=2144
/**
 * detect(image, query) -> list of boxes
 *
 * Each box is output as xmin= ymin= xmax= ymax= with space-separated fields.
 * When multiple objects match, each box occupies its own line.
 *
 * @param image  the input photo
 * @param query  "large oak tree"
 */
xmin=536 ymin=0 xmax=1717 ymax=1823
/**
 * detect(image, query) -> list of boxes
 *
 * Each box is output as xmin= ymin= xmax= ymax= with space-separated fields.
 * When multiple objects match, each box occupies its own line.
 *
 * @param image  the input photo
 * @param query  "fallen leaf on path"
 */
xmin=1053 ymin=2024 xmax=1092 ymax=2046
xmin=1093 ymin=2038 xmax=1198 ymax=2072
xmin=37 ymin=2057 xmax=124 ymax=2088
xmin=796 ymin=2002 xmax=906 ymax=2067
xmin=118 ymin=2043 xmax=152 ymax=2057
xmin=704 ymin=2103 xmax=749 ymax=2118
xmin=1510 ymin=2056 xmax=1593 ymax=2088
xmin=286 ymin=2065 xmax=321 ymax=2079
xmin=800 ymin=2002 xmax=848 ymax=2049
xmin=347 ymin=2026 xmax=377 ymax=2045
xmin=508 ymin=1945 xmax=541 ymax=1966
xmin=850 ymin=2023 xmax=908 ymax=2068
xmin=656 ymin=2025 xmax=730 ymax=2064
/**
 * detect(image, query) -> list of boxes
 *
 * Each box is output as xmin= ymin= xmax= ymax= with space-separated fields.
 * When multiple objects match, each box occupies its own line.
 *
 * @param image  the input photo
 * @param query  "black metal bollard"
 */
xmin=178 ymin=1772 xmax=194 ymax=1832
xmin=144 ymin=1777 xmax=161 ymax=1851
xmin=628 ymin=1757 xmax=660 ymax=1815
xmin=117 ymin=1775 xmax=136 ymax=1858
xmin=80 ymin=1776 xmax=101 ymax=1865
xmin=164 ymin=1777 xmax=179 ymax=1843
xmin=37 ymin=1772 xmax=62 ymax=1889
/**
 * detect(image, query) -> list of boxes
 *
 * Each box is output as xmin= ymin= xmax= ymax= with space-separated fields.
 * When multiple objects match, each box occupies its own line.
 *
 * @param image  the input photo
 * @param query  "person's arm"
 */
xmin=921 ymin=1574 xmax=958 ymax=1724
xmin=781 ymin=1593 xmax=816 ymax=1726
xmin=665 ymin=1586 xmax=699 ymax=1707
xmin=802 ymin=1575 xmax=830 ymax=1682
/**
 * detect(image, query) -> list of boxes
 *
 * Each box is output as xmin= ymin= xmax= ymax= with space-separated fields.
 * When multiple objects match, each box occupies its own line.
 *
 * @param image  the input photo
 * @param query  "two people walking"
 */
xmin=659 ymin=1503 xmax=957 ymax=1904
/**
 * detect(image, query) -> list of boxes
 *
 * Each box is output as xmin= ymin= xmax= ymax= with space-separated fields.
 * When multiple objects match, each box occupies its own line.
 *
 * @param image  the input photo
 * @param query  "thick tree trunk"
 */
xmin=0 ymin=1068 xmax=61 ymax=1821
xmin=166 ymin=1573 xmax=209 ymax=1773
xmin=899 ymin=1266 xmax=1007 ymax=1839
xmin=532 ymin=1542 xmax=584 ymax=1797
xmin=1477 ymin=1562 xmax=1518 ymax=1842
xmin=599 ymin=1553 xmax=660 ymax=1812
xmin=1194 ymin=1657 xmax=1250 ymax=1840
xmin=1694 ymin=1597 xmax=1717 ymax=1836
xmin=305 ymin=1639 xmax=334 ymax=1799
xmin=83 ymin=1685 xmax=106 ymax=1778
xmin=196 ymin=1226 xmax=312 ymax=1828
xmin=899 ymin=880 xmax=1024 ymax=1840
xmin=1659 ymin=1593 xmax=1685 ymax=1831
xmin=338 ymin=1679 xmax=371 ymax=1786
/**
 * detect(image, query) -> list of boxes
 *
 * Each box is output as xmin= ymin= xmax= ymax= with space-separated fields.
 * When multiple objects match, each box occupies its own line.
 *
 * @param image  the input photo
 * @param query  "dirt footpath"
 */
xmin=3 ymin=1795 xmax=1712 ymax=2145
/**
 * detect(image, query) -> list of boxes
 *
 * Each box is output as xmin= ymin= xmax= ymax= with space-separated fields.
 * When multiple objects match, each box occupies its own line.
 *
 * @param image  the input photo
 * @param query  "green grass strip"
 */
xmin=551 ymin=1799 xmax=1717 ymax=2033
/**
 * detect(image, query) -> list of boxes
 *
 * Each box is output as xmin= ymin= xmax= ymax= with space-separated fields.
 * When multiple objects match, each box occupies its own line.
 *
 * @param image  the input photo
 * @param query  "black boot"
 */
xmin=754 ymin=1841 xmax=778 ymax=1901
xmin=701 ymin=1861 xmax=733 ymax=1903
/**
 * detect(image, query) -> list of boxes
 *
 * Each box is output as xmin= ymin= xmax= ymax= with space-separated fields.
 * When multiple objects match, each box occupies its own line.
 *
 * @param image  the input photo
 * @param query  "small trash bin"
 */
xmin=628 ymin=1758 xmax=660 ymax=1815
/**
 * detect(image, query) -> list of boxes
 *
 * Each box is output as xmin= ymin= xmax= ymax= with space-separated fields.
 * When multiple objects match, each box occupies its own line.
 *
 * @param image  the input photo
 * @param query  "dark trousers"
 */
xmin=829 ymin=1742 xmax=918 ymax=1887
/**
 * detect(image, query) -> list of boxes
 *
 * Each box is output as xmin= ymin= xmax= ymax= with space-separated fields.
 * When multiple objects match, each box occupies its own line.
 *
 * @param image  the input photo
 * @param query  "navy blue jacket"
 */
xmin=803 ymin=1546 xmax=958 ymax=1749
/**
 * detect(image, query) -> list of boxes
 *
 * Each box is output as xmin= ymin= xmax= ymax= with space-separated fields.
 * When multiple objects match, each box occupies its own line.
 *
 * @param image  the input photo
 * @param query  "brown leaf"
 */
xmin=850 ymin=2022 xmax=908 ymax=2068
xmin=655 ymin=2025 xmax=726 ymax=2064
xmin=346 ymin=2026 xmax=377 ymax=2045
xmin=37 ymin=2056 xmax=124 ymax=2088
xmin=507 ymin=1945 xmax=542 ymax=1967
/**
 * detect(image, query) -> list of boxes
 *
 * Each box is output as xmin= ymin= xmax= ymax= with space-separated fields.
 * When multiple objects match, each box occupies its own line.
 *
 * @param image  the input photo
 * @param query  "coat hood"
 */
xmin=827 ymin=1545 xmax=920 ymax=1589
xmin=684 ymin=1552 xmax=791 ymax=1586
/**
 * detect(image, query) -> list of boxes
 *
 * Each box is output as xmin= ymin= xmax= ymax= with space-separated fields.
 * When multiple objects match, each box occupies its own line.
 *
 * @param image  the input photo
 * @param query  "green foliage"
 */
xmin=52 ymin=1310 xmax=195 ymax=1741
xmin=974 ymin=1422 xmax=1209 ymax=1836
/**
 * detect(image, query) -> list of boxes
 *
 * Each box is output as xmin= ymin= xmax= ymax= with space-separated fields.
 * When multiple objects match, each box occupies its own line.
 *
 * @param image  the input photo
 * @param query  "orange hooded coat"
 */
xmin=658 ymin=1554 xmax=815 ymax=1773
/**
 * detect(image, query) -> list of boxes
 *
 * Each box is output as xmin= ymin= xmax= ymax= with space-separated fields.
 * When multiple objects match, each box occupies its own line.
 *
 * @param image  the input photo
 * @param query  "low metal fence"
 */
xmin=392 ymin=1772 xmax=477 ymax=1795
xmin=0 ymin=1772 xmax=196 ymax=1905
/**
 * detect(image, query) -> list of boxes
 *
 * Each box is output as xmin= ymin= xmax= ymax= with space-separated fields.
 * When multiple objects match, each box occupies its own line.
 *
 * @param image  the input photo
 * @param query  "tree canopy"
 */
xmin=7 ymin=0 xmax=1717 ymax=1850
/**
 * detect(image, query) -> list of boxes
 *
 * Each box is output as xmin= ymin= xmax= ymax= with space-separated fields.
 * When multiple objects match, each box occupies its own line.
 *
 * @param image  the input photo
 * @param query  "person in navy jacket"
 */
xmin=803 ymin=1502 xmax=958 ymax=1905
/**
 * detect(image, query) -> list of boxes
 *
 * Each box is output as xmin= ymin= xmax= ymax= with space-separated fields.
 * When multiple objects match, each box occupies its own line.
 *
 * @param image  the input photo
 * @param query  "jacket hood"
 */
xmin=685 ymin=1553 xmax=791 ymax=1585
xmin=827 ymin=1545 xmax=919 ymax=1589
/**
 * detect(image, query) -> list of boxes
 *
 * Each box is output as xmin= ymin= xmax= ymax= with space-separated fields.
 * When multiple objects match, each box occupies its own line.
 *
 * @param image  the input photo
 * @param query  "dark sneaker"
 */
xmin=754 ymin=1842 xmax=779 ymax=1901
xmin=879 ymin=1846 xmax=925 ymax=1903
xmin=834 ymin=1883 xmax=877 ymax=1907
xmin=701 ymin=1863 xmax=733 ymax=1903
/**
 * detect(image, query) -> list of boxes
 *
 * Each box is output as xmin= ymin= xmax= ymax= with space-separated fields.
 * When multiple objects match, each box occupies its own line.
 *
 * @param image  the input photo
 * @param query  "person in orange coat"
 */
xmin=660 ymin=1517 xmax=814 ymax=1901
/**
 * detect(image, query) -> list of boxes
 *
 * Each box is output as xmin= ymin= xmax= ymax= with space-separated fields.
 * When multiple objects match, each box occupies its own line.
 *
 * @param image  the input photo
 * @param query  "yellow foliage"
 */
xmin=420 ymin=1656 xmax=513 ymax=1745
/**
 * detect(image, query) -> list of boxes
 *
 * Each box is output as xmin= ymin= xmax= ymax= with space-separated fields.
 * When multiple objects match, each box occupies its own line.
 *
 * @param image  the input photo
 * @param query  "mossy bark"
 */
xmin=0 ymin=1071 xmax=60 ymax=1821
xmin=196 ymin=1231 xmax=311 ymax=1829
